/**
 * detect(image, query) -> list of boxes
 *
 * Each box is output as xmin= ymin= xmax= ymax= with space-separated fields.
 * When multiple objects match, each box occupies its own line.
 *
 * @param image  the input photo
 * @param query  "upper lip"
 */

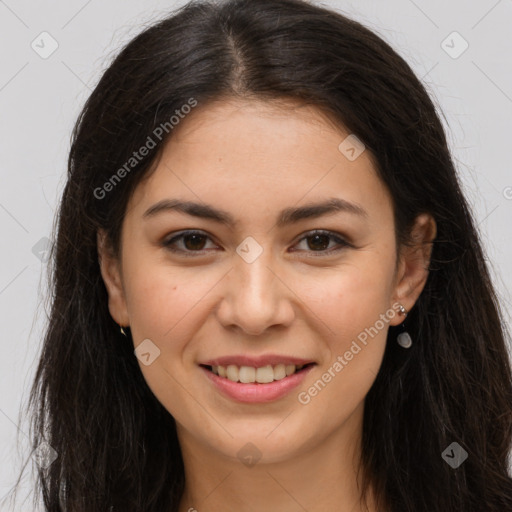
xmin=200 ymin=355 xmax=316 ymax=367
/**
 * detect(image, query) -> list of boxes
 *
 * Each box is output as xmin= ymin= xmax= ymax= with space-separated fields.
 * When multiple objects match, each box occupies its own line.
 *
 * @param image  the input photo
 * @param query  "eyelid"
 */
xmin=162 ymin=229 xmax=352 ymax=256
xmin=162 ymin=230 xmax=219 ymax=254
xmin=289 ymin=229 xmax=352 ymax=254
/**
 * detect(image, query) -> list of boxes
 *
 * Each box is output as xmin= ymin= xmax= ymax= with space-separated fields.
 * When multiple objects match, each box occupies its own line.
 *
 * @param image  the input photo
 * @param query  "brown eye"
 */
xmin=162 ymin=229 xmax=351 ymax=257
xmin=305 ymin=233 xmax=331 ymax=251
xmin=291 ymin=230 xmax=351 ymax=256
xmin=163 ymin=231 xmax=217 ymax=255
xmin=181 ymin=233 xmax=208 ymax=251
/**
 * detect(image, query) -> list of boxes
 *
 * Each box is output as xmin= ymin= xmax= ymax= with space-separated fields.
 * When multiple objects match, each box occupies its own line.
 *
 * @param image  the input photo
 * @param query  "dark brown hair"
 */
xmin=6 ymin=0 xmax=512 ymax=510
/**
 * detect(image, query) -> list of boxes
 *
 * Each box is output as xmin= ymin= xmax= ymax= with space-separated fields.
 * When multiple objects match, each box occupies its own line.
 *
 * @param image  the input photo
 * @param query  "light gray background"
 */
xmin=1 ymin=0 xmax=511 ymax=509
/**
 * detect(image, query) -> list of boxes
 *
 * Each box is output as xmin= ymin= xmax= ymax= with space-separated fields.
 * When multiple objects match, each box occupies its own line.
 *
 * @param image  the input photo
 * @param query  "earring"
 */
xmin=119 ymin=325 xmax=128 ymax=337
xmin=396 ymin=304 xmax=412 ymax=348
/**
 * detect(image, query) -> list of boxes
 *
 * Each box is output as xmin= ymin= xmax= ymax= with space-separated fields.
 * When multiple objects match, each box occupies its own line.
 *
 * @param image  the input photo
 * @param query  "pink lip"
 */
xmin=200 ymin=354 xmax=315 ymax=367
xmin=200 ymin=364 xmax=315 ymax=403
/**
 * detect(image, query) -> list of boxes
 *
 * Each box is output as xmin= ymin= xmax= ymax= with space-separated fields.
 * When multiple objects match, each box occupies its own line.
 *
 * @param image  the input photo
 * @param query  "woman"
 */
xmin=10 ymin=0 xmax=512 ymax=510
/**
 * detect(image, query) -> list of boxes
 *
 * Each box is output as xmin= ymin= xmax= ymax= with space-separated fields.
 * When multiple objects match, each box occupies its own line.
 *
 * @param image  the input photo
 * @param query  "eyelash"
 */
xmin=162 ymin=229 xmax=352 ymax=257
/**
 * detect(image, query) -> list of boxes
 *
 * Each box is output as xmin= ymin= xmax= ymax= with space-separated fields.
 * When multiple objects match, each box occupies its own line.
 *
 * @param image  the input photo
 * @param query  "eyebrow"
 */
xmin=142 ymin=197 xmax=368 ymax=227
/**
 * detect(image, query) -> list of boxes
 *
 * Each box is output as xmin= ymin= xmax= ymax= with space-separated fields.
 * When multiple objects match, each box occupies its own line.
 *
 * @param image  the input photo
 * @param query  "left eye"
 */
xmin=291 ymin=230 xmax=350 ymax=254
xmin=162 ymin=230 xmax=351 ymax=256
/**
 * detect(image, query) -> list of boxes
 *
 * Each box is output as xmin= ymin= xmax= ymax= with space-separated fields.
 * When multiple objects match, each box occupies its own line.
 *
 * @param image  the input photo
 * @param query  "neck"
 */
xmin=176 ymin=402 xmax=380 ymax=512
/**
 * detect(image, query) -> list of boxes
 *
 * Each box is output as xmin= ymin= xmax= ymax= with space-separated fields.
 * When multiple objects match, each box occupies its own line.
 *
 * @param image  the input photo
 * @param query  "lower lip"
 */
xmin=200 ymin=365 xmax=315 ymax=403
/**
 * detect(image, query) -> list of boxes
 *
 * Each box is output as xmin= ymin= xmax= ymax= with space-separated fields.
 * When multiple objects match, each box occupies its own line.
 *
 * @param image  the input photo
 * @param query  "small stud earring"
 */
xmin=396 ymin=304 xmax=412 ymax=348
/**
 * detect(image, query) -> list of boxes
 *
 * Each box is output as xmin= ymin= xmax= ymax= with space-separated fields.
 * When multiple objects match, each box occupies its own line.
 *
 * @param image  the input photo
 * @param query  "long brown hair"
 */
xmin=6 ymin=0 xmax=512 ymax=510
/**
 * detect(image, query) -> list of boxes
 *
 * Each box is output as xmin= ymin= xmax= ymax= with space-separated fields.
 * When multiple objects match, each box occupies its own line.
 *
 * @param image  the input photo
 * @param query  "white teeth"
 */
xmin=226 ymin=365 xmax=239 ymax=382
xmin=285 ymin=364 xmax=295 ymax=376
xmin=239 ymin=366 xmax=256 ymax=383
xmin=211 ymin=363 xmax=309 ymax=383
xmin=273 ymin=364 xmax=286 ymax=380
xmin=256 ymin=365 xmax=274 ymax=383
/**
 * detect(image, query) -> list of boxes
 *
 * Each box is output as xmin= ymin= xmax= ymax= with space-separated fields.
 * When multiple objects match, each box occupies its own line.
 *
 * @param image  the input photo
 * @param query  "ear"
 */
xmin=97 ymin=228 xmax=130 ymax=327
xmin=389 ymin=213 xmax=437 ymax=326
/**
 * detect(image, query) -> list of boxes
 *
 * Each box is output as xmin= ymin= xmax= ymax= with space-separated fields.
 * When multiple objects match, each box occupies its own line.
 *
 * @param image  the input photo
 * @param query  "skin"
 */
xmin=98 ymin=97 xmax=436 ymax=512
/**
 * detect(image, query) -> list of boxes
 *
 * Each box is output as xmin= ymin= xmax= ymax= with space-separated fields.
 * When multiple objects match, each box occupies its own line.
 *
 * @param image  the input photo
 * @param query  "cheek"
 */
xmin=299 ymin=256 xmax=395 ymax=340
xmin=122 ymin=266 xmax=217 ymax=421
xmin=295 ymin=270 xmax=391 ymax=421
xmin=294 ymin=255 xmax=394 ymax=409
xmin=123 ymin=261 xmax=215 ymax=344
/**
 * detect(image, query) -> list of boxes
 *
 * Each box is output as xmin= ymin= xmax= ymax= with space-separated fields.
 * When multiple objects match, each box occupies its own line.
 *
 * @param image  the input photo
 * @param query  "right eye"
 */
xmin=162 ymin=230 xmax=219 ymax=256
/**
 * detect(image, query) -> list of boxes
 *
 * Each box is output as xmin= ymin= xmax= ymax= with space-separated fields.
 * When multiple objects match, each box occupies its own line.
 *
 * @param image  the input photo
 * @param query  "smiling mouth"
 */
xmin=200 ymin=363 xmax=316 ymax=384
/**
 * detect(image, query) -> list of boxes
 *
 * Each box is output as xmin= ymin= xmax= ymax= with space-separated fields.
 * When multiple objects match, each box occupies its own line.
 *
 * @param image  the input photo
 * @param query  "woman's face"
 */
xmin=99 ymin=98 xmax=434 ymax=466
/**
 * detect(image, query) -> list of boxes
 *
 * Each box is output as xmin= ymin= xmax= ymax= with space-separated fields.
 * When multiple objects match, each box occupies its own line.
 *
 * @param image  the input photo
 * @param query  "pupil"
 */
xmin=308 ymin=234 xmax=329 ymax=251
xmin=184 ymin=234 xmax=206 ymax=250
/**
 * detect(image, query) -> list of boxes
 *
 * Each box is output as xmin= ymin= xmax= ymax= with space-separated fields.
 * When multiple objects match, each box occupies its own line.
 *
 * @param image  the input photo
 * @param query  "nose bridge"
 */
xmin=219 ymin=237 xmax=293 ymax=334
xmin=237 ymin=246 xmax=275 ymax=296
xmin=235 ymin=239 xmax=278 ymax=307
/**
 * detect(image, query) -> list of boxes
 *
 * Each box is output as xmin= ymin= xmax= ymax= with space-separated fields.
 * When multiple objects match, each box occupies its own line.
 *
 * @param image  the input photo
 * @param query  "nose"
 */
xmin=215 ymin=247 xmax=295 ymax=336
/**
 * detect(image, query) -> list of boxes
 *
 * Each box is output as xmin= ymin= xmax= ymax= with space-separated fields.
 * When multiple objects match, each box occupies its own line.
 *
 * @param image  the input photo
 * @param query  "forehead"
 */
xmin=169 ymin=97 xmax=347 ymax=155
xmin=127 ymin=98 xmax=392 ymax=228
